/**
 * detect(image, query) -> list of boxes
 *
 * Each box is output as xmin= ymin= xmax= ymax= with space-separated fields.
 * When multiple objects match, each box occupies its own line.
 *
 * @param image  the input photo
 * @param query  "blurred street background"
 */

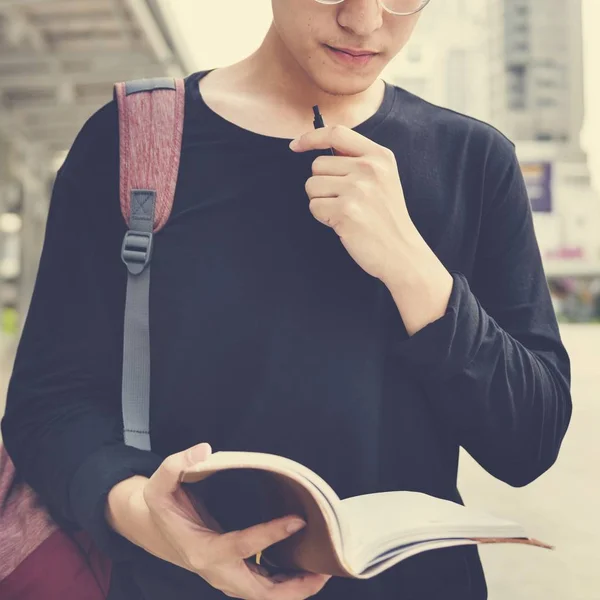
xmin=0 ymin=1 xmax=598 ymax=598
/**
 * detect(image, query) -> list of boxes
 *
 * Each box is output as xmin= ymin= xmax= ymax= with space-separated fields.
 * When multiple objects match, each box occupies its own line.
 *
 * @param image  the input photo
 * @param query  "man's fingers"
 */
xmin=311 ymin=155 xmax=354 ymax=176
xmin=290 ymin=124 xmax=384 ymax=157
xmin=216 ymin=516 xmax=306 ymax=561
xmin=234 ymin=565 xmax=330 ymax=600
xmin=258 ymin=572 xmax=331 ymax=600
xmin=141 ymin=447 xmax=330 ymax=600
xmin=145 ymin=443 xmax=212 ymax=500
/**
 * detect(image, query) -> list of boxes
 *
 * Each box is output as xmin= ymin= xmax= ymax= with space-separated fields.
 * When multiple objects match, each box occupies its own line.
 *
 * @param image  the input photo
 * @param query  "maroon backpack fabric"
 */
xmin=0 ymin=76 xmax=185 ymax=599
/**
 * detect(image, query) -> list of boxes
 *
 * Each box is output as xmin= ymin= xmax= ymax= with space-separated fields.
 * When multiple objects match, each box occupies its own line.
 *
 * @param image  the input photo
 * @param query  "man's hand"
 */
xmin=289 ymin=124 xmax=424 ymax=285
xmin=107 ymin=443 xmax=331 ymax=600
xmin=290 ymin=125 xmax=453 ymax=335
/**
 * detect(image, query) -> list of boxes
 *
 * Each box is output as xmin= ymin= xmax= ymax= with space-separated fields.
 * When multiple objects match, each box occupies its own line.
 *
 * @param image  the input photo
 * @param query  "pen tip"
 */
xmin=312 ymin=105 xmax=320 ymax=117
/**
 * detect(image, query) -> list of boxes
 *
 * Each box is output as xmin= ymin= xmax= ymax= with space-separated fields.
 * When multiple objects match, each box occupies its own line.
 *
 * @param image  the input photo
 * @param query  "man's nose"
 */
xmin=337 ymin=0 xmax=384 ymax=36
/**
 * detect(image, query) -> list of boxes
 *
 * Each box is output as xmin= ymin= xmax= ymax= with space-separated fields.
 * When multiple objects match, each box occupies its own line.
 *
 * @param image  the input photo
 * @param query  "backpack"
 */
xmin=0 ymin=76 xmax=185 ymax=599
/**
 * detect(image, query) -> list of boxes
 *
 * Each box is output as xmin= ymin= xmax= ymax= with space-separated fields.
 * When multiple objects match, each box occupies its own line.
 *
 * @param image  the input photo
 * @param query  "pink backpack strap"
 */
xmin=113 ymin=77 xmax=185 ymax=233
xmin=112 ymin=77 xmax=185 ymax=451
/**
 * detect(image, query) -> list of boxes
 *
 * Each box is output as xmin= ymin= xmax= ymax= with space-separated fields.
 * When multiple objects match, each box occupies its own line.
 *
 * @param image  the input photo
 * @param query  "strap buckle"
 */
xmin=121 ymin=231 xmax=153 ymax=275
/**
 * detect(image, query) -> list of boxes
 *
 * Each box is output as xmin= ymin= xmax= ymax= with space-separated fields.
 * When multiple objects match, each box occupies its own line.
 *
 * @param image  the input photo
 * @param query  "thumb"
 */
xmin=146 ymin=443 xmax=212 ymax=498
xmin=185 ymin=442 xmax=213 ymax=466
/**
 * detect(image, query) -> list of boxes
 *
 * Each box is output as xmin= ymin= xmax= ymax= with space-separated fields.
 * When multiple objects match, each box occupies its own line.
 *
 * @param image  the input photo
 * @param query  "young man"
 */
xmin=1 ymin=0 xmax=572 ymax=598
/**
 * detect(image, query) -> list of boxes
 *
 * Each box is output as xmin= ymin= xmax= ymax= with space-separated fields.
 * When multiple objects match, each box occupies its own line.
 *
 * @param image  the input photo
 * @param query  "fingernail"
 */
xmin=286 ymin=519 xmax=306 ymax=533
xmin=187 ymin=443 xmax=211 ymax=464
xmin=289 ymin=139 xmax=300 ymax=151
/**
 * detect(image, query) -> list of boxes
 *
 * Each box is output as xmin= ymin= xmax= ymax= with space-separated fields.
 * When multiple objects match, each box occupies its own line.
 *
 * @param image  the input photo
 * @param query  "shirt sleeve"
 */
xmin=392 ymin=135 xmax=572 ymax=488
xmin=1 ymin=102 xmax=163 ymax=560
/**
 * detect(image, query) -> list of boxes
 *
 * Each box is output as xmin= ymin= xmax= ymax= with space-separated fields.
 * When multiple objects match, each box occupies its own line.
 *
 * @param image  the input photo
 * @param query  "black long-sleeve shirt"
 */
xmin=1 ymin=69 xmax=571 ymax=600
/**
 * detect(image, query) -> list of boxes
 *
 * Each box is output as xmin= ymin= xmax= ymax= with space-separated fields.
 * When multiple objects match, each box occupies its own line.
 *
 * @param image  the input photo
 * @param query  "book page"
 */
xmin=337 ymin=491 xmax=526 ymax=573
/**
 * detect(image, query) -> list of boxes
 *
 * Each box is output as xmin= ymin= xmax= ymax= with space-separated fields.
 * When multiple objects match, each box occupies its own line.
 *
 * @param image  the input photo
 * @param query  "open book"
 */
xmin=181 ymin=451 xmax=552 ymax=579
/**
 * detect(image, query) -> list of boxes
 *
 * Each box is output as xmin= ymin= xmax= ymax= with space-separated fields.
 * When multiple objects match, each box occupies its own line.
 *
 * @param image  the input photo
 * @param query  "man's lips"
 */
xmin=326 ymin=45 xmax=378 ymax=57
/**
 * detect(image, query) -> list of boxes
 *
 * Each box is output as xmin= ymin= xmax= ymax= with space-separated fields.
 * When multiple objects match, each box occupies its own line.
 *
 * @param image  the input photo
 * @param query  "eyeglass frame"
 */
xmin=313 ymin=0 xmax=431 ymax=17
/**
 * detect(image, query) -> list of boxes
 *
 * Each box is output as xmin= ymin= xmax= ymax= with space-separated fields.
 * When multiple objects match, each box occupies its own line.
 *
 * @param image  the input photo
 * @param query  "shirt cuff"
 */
xmin=69 ymin=444 xmax=163 ymax=562
xmin=391 ymin=271 xmax=481 ymax=380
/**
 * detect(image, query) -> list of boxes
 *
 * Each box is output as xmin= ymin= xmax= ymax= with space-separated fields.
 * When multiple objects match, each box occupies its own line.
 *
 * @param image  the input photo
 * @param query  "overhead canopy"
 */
xmin=0 ymin=0 xmax=194 ymax=153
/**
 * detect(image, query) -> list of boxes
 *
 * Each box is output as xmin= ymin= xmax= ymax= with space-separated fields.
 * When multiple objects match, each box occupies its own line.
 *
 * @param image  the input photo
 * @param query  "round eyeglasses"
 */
xmin=313 ymin=0 xmax=431 ymax=16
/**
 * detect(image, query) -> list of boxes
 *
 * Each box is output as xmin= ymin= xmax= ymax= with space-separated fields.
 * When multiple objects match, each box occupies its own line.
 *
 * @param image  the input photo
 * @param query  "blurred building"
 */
xmin=383 ymin=0 xmax=490 ymax=121
xmin=0 ymin=0 xmax=194 ymax=333
xmin=385 ymin=0 xmax=600 ymax=283
xmin=487 ymin=0 xmax=585 ymax=160
xmin=486 ymin=0 xmax=600 ymax=279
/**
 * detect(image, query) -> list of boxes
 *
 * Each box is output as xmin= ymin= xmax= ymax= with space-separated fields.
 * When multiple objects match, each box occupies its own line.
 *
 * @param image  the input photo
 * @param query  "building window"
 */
xmin=536 ymin=97 xmax=557 ymax=107
xmin=507 ymin=64 xmax=527 ymax=109
xmin=512 ymin=41 xmax=529 ymax=52
xmin=514 ymin=3 xmax=529 ymax=16
xmin=509 ymin=97 xmax=526 ymax=110
xmin=536 ymin=59 xmax=557 ymax=68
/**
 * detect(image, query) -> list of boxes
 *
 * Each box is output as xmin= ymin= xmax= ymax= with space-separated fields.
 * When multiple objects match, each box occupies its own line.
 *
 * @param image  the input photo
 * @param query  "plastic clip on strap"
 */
xmin=122 ymin=231 xmax=153 ymax=276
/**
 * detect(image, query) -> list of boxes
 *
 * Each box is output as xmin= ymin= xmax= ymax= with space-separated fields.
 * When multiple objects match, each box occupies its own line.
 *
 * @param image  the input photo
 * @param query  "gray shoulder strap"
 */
xmin=121 ymin=191 xmax=156 ymax=450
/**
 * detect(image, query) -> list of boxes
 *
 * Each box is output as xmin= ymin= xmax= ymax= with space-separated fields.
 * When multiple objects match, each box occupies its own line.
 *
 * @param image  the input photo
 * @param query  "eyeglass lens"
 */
xmin=315 ymin=0 xmax=429 ymax=16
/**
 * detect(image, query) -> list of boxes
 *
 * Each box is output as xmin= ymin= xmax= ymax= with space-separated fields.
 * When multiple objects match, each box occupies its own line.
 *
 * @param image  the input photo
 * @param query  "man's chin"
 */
xmin=310 ymin=71 xmax=382 ymax=98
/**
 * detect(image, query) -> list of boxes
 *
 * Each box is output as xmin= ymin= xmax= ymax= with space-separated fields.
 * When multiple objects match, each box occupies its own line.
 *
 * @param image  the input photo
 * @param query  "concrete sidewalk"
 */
xmin=458 ymin=325 xmax=600 ymax=599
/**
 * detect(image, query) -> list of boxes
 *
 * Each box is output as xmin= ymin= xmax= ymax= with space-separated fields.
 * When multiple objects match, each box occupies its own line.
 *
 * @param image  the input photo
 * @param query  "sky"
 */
xmin=168 ymin=0 xmax=600 ymax=192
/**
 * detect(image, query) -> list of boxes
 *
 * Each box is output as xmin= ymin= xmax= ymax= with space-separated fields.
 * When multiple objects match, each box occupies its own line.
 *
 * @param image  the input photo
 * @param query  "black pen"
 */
xmin=312 ymin=105 xmax=336 ymax=156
